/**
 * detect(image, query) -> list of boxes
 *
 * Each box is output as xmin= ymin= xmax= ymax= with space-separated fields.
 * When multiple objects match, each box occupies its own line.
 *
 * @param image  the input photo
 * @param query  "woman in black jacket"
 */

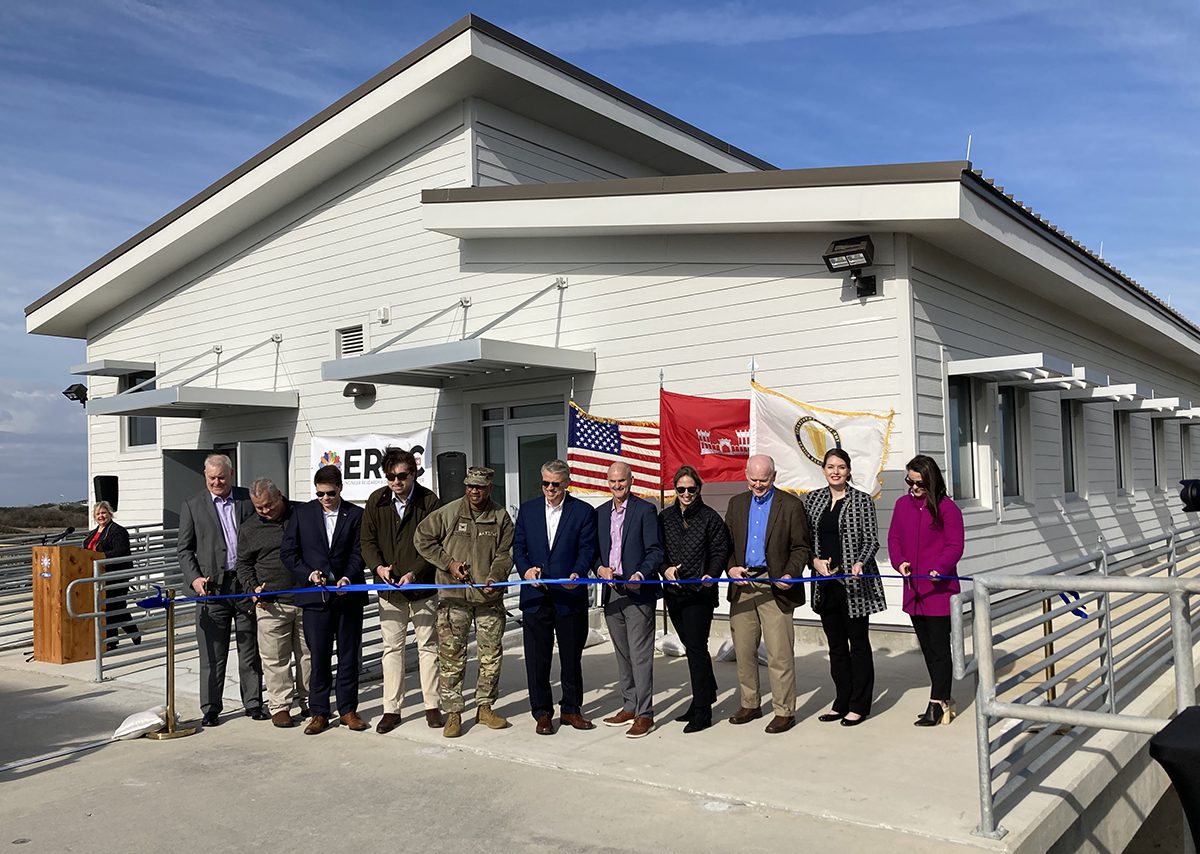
xmin=659 ymin=465 xmax=730 ymax=733
xmin=85 ymin=501 xmax=140 ymax=650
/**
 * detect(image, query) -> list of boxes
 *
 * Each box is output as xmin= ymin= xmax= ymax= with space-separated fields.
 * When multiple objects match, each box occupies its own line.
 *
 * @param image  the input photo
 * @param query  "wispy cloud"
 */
xmin=0 ymin=387 xmax=88 ymax=503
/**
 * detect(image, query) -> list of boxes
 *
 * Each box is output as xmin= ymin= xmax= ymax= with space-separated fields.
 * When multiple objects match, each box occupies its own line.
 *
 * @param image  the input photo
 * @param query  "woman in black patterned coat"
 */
xmin=659 ymin=465 xmax=731 ymax=733
xmin=803 ymin=449 xmax=886 ymax=726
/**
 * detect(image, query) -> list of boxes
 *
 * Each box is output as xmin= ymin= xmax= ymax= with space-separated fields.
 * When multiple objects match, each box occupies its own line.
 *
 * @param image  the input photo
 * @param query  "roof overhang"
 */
xmin=70 ymin=359 xmax=156 ymax=378
xmin=26 ymin=16 xmax=767 ymax=340
xmin=947 ymin=352 xmax=1074 ymax=387
xmin=320 ymin=337 xmax=595 ymax=389
xmin=1061 ymin=383 xmax=1153 ymax=403
xmin=86 ymin=387 xmax=299 ymax=419
xmin=1114 ymin=397 xmax=1189 ymax=414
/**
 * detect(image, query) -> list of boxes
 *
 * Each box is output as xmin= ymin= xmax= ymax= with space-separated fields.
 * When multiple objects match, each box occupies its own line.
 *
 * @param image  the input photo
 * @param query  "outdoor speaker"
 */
xmin=94 ymin=475 xmax=119 ymax=511
xmin=1182 ymin=480 xmax=1200 ymax=513
xmin=437 ymin=452 xmax=467 ymax=502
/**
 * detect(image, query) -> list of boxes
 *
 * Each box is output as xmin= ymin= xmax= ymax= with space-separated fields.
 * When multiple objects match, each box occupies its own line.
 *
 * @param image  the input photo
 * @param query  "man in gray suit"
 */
xmin=178 ymin=453 xmax=264 ymax=727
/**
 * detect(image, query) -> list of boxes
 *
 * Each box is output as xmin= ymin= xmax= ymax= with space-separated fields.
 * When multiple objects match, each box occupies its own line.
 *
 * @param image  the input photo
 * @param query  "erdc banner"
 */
xmin=310 ymin=432 xmax=432 ymax=501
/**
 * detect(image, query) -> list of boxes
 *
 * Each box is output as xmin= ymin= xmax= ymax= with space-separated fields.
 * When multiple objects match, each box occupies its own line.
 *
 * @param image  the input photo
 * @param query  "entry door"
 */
xmin=486 ymin=420 xmax=564 ymax=518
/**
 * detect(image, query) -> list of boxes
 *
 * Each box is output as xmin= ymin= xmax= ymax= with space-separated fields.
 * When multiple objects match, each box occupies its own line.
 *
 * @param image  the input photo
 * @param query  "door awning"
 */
xmin=86 ymin=387 xmax=299 ymax=419
xmin=947 ymin=352 xmax=1073 ymax=388
xmin=321 ymin=338 xmax=596 ymax=388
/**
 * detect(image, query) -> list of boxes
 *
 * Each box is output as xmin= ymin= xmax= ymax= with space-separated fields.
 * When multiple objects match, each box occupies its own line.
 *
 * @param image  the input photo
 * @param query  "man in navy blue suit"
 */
xmin=596 ymin=461 xmax=663 ymax=738
xmin=281 ymin=465 xmax=369 ymax=735
xmin=513 ymin=459 xmax=599 ymax=735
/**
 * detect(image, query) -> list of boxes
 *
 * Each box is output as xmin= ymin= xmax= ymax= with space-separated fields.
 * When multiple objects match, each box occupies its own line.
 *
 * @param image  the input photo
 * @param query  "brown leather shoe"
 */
xmin=375 ymin=712 xmax=402 ymax=734
xmin=603 ymin=709 xmax=636 ymax=727
xmin=728 ymin=706 xmax=763 ymax=725
xmin=764 ymin=715 xmax=796 ymax=734
xmin=340 ymin=711 xmax=369 ymax=731
xmin=304 ymin=714 xmax=329 ymax=735
xmin=425 ymin=709 xmax=444 ymax=728
xmin=626 ymin=716 xmax=655 ymax=738
xmin=560 ymin=712 xmax=595 ymax=731
xmin=270 ymin=711 xmax=294 ymax=728
xmin=535 ymin=714 xmax=555 ymax=735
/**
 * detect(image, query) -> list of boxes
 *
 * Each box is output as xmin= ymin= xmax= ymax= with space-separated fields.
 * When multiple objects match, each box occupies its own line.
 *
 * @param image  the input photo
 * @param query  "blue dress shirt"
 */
xmin=744 ymin=487 xmax=775 ymax=567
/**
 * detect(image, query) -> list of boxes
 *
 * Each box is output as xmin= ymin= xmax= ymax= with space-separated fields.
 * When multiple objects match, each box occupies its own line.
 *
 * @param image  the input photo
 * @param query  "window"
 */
xmin=1113 ymin=410 xmax=1131 ymax=493
xmin=1183 ymin=425 xmax=1193 ymax=479
xmin=998 ymin=386 xmax=1022 ymax=499
xmin=120 ymin=371 xmax=157 ymax=448
xmin=947 ymin=376 xmax=976 ymax=500
xmin=1152 ymin=419 xmax=1166 ymax=489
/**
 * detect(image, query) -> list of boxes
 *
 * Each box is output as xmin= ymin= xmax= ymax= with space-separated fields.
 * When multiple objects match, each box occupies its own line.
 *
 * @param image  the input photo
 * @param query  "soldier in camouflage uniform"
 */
xmin=414 ymin=466 xmax=515 ymax=738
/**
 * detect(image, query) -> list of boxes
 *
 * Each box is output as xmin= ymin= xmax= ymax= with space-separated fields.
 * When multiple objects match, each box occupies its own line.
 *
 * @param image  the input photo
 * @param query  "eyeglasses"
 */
xmin=904 ymin=477 xmax=925 ymax=489
xmin=675 ymin=486 xmax=698 ymax=495
xmin=315 ymin=490 xmax=338 ymax=498
xmin=385 ymin=471 xmax=412 ymax=481
xmin=541 ymin=480 xmax=565 ymax=489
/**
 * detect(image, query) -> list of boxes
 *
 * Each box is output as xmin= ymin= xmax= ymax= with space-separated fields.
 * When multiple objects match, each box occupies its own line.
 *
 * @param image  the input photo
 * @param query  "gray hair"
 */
xmin=541 ymin=459 xmax=571 ymax=483
xmin=249 ymin=478 xmax=283 ymax=501
xmin=204 ymin=453 xmax=234 ymax=474
xmin=93 ymin=501 xmax=116 ymax=516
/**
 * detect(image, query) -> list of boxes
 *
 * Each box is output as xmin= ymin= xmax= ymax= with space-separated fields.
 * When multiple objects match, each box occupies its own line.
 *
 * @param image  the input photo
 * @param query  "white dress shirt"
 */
xmin=545 ymin=499 xmax=564 ymax=549
xmin=392 ymin=487 xmax=413 ymax=520
xmin=323 ymin=506 xmax=339 ymax=547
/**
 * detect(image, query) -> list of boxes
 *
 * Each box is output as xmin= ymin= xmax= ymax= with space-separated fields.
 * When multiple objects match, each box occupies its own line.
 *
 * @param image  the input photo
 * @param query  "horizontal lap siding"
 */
xmin=909 ymin=240 xmax=1199 ymax=577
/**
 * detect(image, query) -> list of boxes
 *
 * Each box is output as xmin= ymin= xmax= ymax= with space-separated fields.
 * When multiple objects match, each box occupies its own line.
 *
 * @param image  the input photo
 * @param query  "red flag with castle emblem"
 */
xmin=660 ymin=390 xmax=750 ymax=488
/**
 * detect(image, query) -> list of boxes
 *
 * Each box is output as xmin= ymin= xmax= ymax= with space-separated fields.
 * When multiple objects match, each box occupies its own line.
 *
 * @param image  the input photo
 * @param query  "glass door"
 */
xmin=506 ymin=420 xmax=565 ymax=515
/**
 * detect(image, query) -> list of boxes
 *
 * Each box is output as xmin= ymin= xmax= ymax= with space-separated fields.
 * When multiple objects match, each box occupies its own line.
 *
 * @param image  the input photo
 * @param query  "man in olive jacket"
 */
xmin=414 ymin=466 xmax=514 ymax=738
xmin=360 ymin=447 xmax=443 ymax=734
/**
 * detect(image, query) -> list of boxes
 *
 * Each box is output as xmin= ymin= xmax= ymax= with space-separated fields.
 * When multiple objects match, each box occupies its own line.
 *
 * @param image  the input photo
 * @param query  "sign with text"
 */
xmin=310 ymin=432 xmax=432 ymax=501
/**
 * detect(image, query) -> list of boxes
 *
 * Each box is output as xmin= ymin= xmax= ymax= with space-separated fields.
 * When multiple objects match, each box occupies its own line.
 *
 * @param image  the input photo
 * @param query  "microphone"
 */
xmin=49 ymin=527 xmax=76 ymax=545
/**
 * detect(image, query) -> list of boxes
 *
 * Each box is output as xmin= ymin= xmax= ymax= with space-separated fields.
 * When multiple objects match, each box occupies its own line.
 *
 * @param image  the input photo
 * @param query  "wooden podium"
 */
xmin=33 ymin=544 xmax=102 ymax=664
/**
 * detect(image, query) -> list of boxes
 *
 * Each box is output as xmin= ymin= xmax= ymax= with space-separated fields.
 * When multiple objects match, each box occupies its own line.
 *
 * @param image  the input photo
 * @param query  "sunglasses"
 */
xmin=541 ymin=480 xmax=566 ymax=489
xmin=675 ymin=486 xmax=698 ymax=494
xmin=904 ymin=477 xmax=925 ymax=489
xmin=315 ymin=490 xmax=339 ymax=498
xmin=385 ymin=471 xmax=413 ymax=481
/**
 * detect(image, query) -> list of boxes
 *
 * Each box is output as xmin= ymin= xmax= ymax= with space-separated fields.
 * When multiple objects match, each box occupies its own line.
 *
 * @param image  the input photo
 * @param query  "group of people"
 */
xmin=97 ymin=446 xmax=966 ymax=739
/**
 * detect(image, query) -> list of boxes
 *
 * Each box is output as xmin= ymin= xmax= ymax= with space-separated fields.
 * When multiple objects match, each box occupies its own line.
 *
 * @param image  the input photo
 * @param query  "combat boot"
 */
xmin=443 ymin=712 xmax=462 ymax=738
xmin=476 ymin=705 xmax=510 ymax=729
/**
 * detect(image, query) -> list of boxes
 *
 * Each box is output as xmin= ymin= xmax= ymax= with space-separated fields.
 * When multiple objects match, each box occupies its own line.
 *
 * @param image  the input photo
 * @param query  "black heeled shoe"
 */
xmin=683 ymin=714 xmax=712 ymax=734
xmin=914 ymin=702 xmax=943 ymax=727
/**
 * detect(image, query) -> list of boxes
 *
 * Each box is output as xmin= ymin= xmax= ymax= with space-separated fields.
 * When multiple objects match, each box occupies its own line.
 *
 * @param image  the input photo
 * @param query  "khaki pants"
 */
xmin=378 ymin=592 xmax=440 ymax=713
xmin=729 ymin=585 xmax=796 ymax=716
xmin=256 ymin=601 xmax=310 ymax=714
xmin=437 ymin=600 xmax=505 ymax=712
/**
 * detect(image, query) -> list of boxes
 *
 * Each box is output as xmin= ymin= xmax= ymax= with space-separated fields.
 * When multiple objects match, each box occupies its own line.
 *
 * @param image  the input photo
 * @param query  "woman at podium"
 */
xmin=85 ymin=501 xmax=141 ymax=650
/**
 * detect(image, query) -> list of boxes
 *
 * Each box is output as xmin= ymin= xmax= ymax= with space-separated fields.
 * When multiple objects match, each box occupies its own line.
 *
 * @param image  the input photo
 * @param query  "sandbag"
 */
xmin=112 ymin=706 xmax=168 ymax=740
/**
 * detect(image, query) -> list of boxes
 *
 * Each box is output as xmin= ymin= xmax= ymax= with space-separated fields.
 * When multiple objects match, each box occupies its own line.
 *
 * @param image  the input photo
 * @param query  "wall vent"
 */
xmin=336 ymin=325 xmax=365 ymax=357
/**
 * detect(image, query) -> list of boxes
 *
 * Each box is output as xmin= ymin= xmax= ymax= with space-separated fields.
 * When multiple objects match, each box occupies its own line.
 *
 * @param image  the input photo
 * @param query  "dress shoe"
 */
xmin=840 ymin=715 xmax=868 ymax=728
xmin=626 ymin=716 xmax=654 ymax=738
xmin=304 ymin=714 xmax=329 ymax=735
xmin=818 ymin=712 xmax=846 ymax=723
xmin=245 ymin=707 xmax=270 ymax=721
xmin=425 ymin=709 xmax=444 ymax=728
xmin=340 ymin=711 xmax=369 ymax=731
xmin=674 ymin=703 xmax=695 ymax=724
xmin=443 ymin=712 xmax=462 ymax=738
xmin=201 ymin=711 xmax=221 ymax=728
xmin=105 ymin=641 xmax=118 ymax=652
xmin=915 ymin=702 xmax=943 ymax=727
xmin=271 ymin=711 xmax=294 ymax=728
xmin=535 ymin=714 xmax=555 ymax=735
xmin=130 ymin=631 xmax=142 ymax=646
xmin=764 ymin=715 xmax=796 ymax=734
xmin=728 ymin=706 xmax=763 ymax=725
xmin=375 ymin=712 xmax=402 ymax=734
xmin=299 ymin=706 xmax=311 ymax=719
xmin=476 ymin=706 xmax=510 ymax=730
xmin=603 ymin=709 xmax=636 ymax=727
xmin=560 ymin=712 xmax=595 ymax=731
xmin=683 ymin=715 xmax=712 ymax=734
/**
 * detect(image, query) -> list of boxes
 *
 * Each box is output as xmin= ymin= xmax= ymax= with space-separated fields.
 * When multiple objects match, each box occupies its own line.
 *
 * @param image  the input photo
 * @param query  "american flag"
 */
xmin=566 ymin=401 xmax=661 ymax=497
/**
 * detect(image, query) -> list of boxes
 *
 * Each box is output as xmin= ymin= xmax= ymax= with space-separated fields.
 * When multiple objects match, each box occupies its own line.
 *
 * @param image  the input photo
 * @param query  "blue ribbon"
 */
xmin=1058 ymin=590 xmax=1089 ymax=619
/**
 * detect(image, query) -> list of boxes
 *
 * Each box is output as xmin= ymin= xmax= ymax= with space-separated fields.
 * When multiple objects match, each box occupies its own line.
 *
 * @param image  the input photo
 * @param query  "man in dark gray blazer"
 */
xmin=178 ymin=453 xmax=264 ymax=727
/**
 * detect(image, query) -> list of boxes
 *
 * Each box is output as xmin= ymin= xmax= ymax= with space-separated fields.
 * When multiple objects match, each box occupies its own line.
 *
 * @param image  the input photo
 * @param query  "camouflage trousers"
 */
xmin=436 ymin=600 xmax=506 ymax=712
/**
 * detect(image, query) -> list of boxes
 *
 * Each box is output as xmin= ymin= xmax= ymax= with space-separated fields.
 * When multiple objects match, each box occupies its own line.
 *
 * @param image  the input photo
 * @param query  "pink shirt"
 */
xmin=609 ymin=501 xmax=626 ymax=576
xmin=887 ymin=493 xmax=965 ymax=617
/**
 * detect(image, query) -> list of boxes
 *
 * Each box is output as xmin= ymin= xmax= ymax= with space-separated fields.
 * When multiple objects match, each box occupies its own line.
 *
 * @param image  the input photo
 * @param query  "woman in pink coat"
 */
xmin=887 ymin=455 xmax=964 ymax=726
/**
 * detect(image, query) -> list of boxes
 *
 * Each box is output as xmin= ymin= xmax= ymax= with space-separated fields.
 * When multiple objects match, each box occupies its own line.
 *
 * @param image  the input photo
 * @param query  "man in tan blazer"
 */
xmin=724 ymin=454 xmax=811 ymax=733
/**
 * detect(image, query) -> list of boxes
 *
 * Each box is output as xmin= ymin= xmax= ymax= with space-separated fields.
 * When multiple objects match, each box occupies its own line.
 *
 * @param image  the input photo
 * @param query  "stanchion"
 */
xmin=145 ymin=589 xmax=197 ymax=740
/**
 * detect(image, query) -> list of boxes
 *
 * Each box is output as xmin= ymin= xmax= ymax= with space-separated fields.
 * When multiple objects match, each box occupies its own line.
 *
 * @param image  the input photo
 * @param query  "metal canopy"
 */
xmin=70 ymin=359 xmax=156 ymax=377
xmin=320 ymin=337 xmax=596 ymax=388
xmin=946 ymin=352 xmax=1073 ymax=388
xmin=86 ymin=387 xmax=299 ymax=419
xmin=1061 ymin=382 xmax=1152 ymax=404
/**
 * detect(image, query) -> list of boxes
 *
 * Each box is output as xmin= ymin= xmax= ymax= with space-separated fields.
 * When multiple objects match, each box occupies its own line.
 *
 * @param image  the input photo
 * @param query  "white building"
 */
xmin=26 ymin=16 xmax=1200 ymax=622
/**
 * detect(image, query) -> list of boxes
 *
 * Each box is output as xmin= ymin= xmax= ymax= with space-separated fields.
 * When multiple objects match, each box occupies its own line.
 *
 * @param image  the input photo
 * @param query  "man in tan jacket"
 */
xmin=414 ymin=467 xmax=514 ymax=738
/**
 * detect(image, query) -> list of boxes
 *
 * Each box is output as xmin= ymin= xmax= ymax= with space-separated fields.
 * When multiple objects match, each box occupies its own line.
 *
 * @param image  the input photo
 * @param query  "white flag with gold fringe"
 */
xmin=750 ymin=381 xmax=895 ymax=495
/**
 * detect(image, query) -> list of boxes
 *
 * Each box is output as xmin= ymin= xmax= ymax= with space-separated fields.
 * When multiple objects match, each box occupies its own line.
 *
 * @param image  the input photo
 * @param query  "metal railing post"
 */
xmin=92 ymin=557 xmax=104 ymax=682
xmin=1171 ymin=590 xmax=1197 ymax=713
xmin=1098 ymin=553 xmax=1117 ymax=714
xmin=971 ymin=577 xmax=1006 ymax=839
xmin=144 ymin=589 xmax=196 ymax=740
xmin=1041 ymin=597 xmax=1057 ymax=702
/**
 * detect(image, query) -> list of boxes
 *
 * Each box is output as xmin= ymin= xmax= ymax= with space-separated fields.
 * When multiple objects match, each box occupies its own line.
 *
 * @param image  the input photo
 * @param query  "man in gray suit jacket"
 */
xmin=178 ymin=454 xmax=264 ymax=727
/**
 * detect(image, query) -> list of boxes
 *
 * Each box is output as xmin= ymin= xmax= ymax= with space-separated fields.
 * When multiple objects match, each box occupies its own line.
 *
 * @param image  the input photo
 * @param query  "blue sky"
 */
xmin=2 ymin=0 xmax=1197 ymax=504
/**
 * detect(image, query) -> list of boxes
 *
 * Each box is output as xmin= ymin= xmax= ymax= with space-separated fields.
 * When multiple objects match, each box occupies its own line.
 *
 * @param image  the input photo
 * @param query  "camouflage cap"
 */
xmin=464 ymin=466 xmax=494 ymax=486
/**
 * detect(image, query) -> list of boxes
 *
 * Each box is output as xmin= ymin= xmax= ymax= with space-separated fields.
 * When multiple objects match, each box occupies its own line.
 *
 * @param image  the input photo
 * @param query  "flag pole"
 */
xmin=659 ymin=369 xmax=668 ymax=637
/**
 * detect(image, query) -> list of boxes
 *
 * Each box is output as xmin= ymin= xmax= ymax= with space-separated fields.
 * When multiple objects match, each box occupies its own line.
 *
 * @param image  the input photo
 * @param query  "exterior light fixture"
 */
xmin=62 ymin=383 xmax=88 ymax=406
xmin=342 ymin=382 xmax=376 ymax=399
xmin=822 ymin=235 xmax=877 ymax=298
